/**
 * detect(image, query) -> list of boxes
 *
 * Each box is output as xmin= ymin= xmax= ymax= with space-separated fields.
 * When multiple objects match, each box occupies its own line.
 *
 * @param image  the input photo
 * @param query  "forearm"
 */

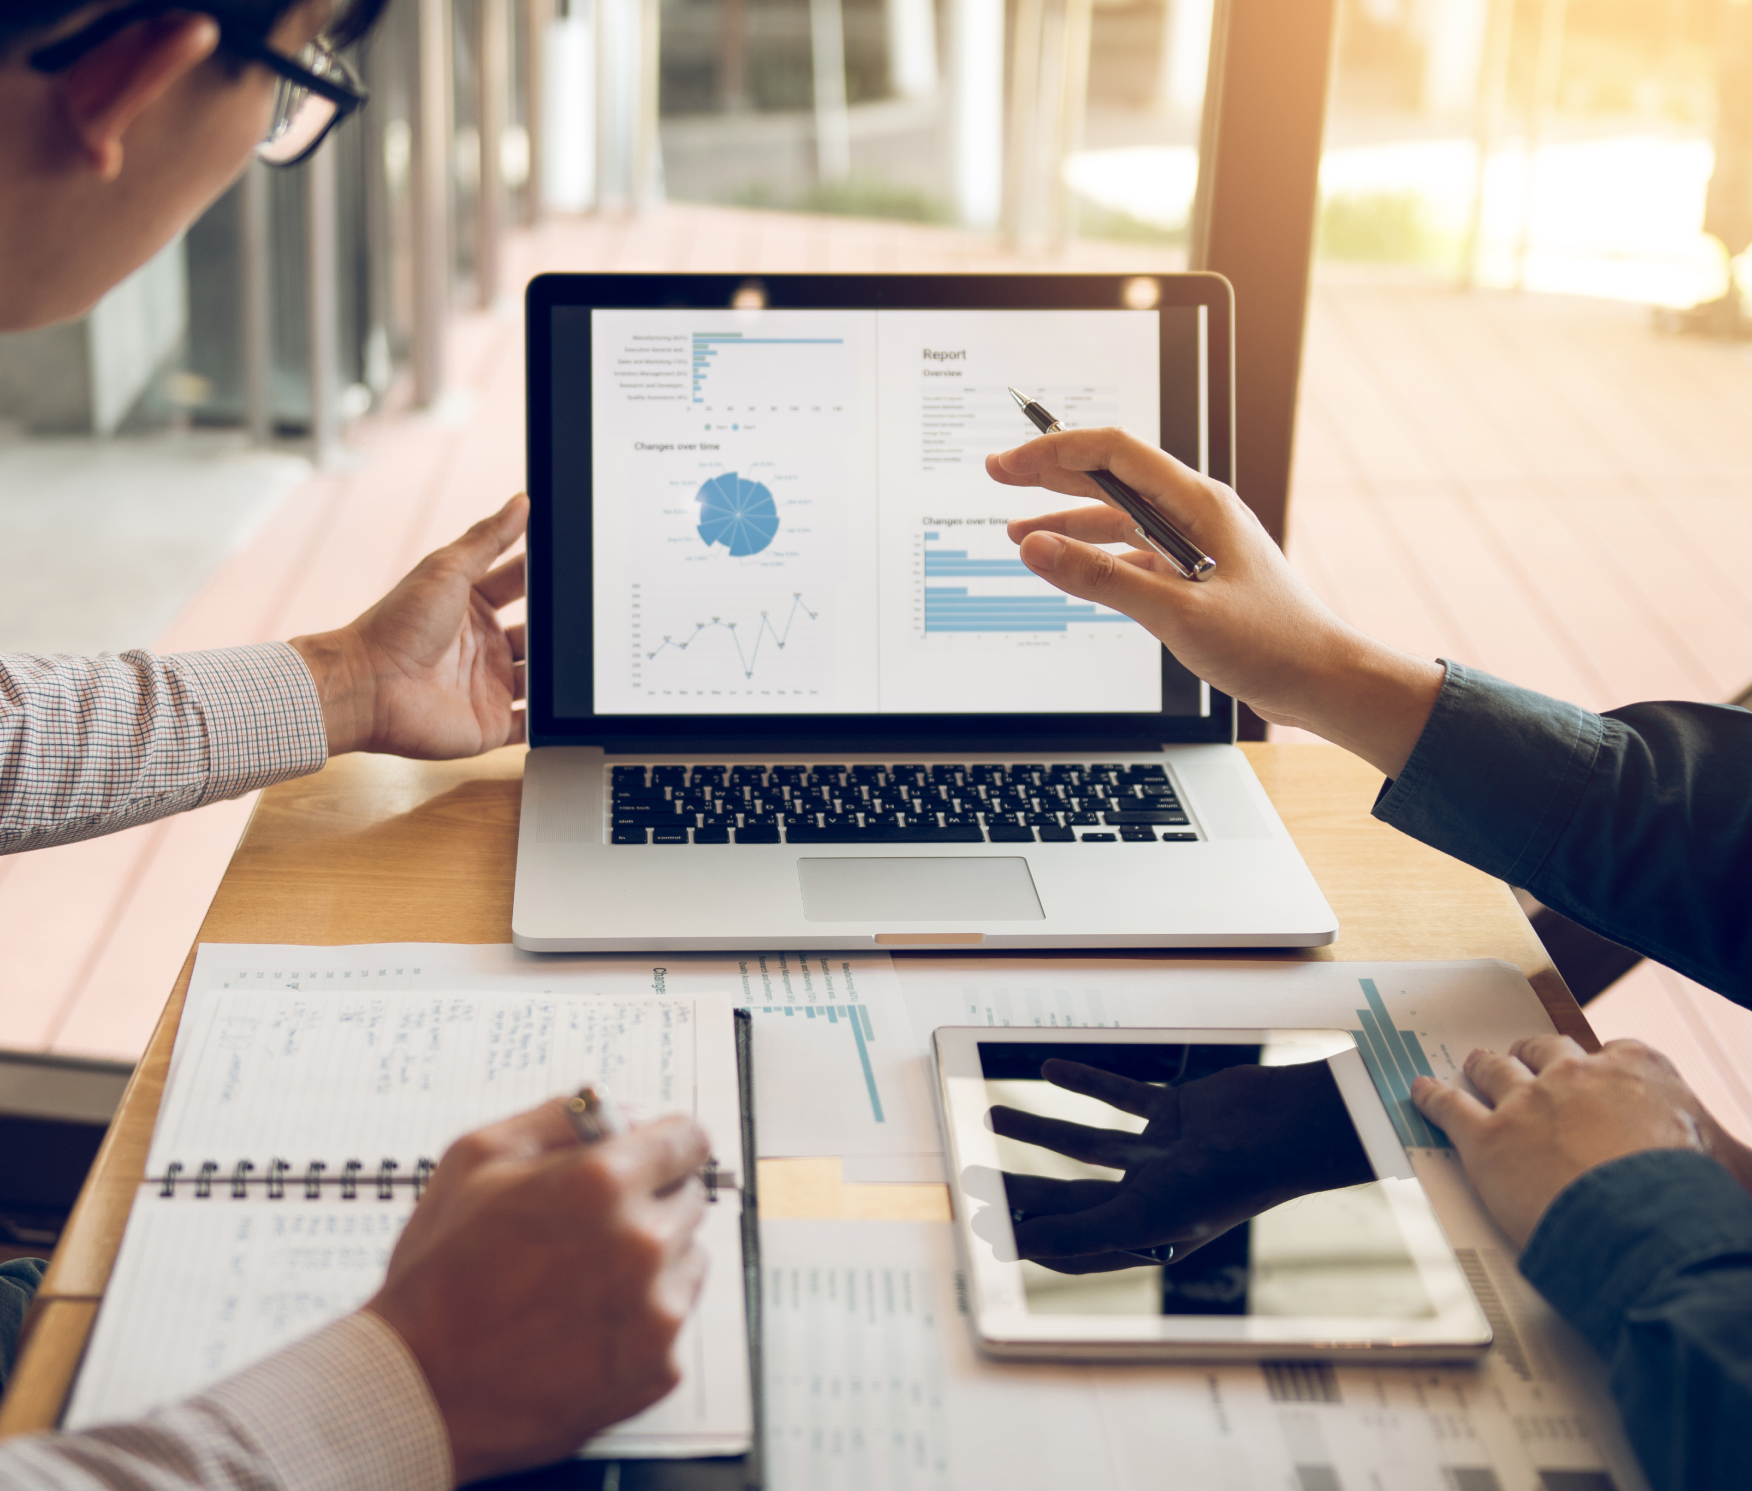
xmin=1375 ymin=664 xmax=1752 ymax=999
xmin=0 ymin=1314 xmax=450 ymax=1491
xmin=1520 ymin=1150 xmax=1752 ymax=1491
xmin=0 ymin=644 xmax=326 ymax=855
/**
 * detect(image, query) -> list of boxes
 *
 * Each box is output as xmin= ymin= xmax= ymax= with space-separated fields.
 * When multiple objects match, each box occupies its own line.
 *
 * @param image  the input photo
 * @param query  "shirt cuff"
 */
xmin=198 ymin=1311 xmax=452 ymax=1491
xmin=1371 ymin=660 xmax=1604 ymax=887
xmin=169 ymin=642 xmax=328 ymax=803
xmin=1519 ymin=1148 xmax=1752 ymax=1361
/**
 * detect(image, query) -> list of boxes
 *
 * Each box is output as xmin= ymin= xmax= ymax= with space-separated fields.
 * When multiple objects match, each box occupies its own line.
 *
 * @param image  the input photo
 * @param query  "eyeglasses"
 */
xmin=29 ymin=2 xmax=369 ymax=168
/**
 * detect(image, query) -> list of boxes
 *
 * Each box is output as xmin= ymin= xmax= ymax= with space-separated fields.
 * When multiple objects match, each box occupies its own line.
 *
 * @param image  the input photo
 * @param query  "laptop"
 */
xmin=513 ymin=272 xmax=1337 ymax=952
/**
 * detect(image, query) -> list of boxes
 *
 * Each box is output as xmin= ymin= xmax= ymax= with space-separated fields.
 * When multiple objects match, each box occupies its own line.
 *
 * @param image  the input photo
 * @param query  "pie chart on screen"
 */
xmin=695 ymin=472 xmax=780 ymax=557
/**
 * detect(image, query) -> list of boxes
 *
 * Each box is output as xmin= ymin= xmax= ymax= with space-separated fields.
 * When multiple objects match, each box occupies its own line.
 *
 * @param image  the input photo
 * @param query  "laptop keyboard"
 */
xmin=608 ymin=763 xmax=1198 ymax=845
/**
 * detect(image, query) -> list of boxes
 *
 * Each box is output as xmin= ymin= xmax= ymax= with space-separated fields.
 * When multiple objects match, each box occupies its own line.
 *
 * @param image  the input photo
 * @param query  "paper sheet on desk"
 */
xmin=67 ymin=1197 xmax=749 ymax=1457
xmin=761 ymin=1218 xmax=1647 ymax=1491
xmin=187 ymin=942 xmax=935 ymax=1166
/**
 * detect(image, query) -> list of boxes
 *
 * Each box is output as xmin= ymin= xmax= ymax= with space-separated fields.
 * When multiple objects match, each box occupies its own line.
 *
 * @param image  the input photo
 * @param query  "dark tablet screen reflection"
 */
xmin=976 ymin=1041 xmax=1437 ymax=1320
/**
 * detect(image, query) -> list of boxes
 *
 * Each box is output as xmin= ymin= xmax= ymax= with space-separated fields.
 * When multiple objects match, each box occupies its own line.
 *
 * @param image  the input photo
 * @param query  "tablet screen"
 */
xmin=971 ymin=1040 xmax=1438 ymax=1321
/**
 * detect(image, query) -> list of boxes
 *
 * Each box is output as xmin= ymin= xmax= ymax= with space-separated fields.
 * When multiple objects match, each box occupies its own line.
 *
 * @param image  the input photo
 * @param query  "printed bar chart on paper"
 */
xmin=1351 ymin=978 xmax=1451 ymax=1150
xmin=749 ymin=1003 xmax=885 ymax=1123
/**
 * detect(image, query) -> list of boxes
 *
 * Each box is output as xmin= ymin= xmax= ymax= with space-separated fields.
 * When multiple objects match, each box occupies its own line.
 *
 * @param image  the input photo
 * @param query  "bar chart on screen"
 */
xmin=918 ymin=528 xmax=1133 ymax=637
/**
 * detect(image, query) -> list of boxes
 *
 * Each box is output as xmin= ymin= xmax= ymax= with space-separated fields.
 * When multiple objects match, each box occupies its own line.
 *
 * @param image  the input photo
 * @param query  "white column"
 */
xmin=305 ymin=143 xmax=339 ymax=464
xmin=951 ymin=0 xmax=1004 ymax=229
xmin=887 ymin=0 xmax=939 ymax=99
xmin=1420 ymin=0 xmax=1491 ymax=117
xmin=542 ymin=1 xmax=595 ymax=212
xmin=240 ymin=161 xmax=272 ymax=445
xmin=1155 ymin=0 xmax=1212 ymax=114
xmin=411 ymin=0 xmax=451 ymax=408
xmin=811 ymin=0 xmax=852 ymax=182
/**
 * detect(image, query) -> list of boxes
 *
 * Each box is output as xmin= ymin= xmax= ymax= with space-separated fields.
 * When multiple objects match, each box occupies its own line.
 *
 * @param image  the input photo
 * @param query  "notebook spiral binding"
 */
xmin=155 ymin=1158 xmax=439 ymax=1200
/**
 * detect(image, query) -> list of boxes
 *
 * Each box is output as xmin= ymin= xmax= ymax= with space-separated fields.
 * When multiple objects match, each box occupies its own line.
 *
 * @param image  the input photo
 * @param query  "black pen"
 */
xmin=1007 ymin=387 xmax=1215 ymax=581
xmin=564 ymin=1084 xmax=741 ymax=1200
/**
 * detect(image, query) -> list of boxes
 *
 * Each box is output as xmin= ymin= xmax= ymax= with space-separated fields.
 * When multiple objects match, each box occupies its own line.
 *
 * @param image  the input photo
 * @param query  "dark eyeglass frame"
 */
xmin=28 ymin=1 xmax=368 ymax=168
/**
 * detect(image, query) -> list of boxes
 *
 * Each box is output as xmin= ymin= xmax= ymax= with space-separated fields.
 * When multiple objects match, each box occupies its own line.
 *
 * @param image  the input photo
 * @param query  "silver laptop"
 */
xmin=513 ymin=272 xmax=1336 ymax=952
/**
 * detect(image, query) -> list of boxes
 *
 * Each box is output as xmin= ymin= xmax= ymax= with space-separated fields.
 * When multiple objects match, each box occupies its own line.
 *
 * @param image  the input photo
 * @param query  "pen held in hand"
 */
xmin=565 ymin=1084 xmax=740 ymax=1200
xmin=1007 ymin=386 xmax=1215 ymax=582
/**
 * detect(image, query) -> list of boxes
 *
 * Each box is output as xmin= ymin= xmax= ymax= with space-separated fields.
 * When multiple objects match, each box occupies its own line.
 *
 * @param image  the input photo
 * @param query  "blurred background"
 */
xmin=2 ymin=0 xmax=1751 ymax=1244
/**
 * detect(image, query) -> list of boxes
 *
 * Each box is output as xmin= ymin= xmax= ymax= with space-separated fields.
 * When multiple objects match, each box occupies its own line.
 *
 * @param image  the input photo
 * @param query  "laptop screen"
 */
xmin=534 ymin=276 xmax=1234 ymax=746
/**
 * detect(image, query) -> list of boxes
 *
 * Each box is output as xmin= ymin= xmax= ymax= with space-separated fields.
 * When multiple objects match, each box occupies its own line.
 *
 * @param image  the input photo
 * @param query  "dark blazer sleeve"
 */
xmin=1371 ymin=662 xmax=1752 ymax=1001
xmin=1519 ymin=1150 xmax=1752 ymax=1491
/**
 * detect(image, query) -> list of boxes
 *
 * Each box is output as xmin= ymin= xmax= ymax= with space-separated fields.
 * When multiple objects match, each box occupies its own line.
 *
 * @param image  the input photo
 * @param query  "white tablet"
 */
xmin=933 ymin=1026 xmax=1492 ymax=1362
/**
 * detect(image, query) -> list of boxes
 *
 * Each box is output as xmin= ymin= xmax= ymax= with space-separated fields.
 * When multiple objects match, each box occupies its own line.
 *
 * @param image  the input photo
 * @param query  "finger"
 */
xmin=1021 ymin=1250 xmax=1167 ymax=1275
xmin=1507 ymin=1035 xmax=1586 ymax=1074
xmin=442 ymin=1098 xmax=587 ymax=1169
xmin=444 ymin=494 xmax=530 ymax=583
xmin=654 ymin=1237 xmax=711 ymax=1319
xmin=601 ymin=1115 xmax=711 ymax=1194
xmin=506 ymin=621 xmax=526 ymax=662
xmin=987 ymin=1106 xmax=1138 ymax=1168
xmin=1000 ymin=1173 xmax=1122 ymax=1216
xmin=505 ymin=706 xmax=527 ymax=745
xmin=984 ymin=451 xmax=1109 ymax=502
xmin=993 ymin=429 xmax=1213 ymax=531
xmin=1014 ymin=1186 xmax=1164 ymax=1259
xmin=477 ymin=552 xmax=527 ymax=609
xmin=1007 ymin=503 xmax=1140 ymax=548
xmin=1463 ymin=1048 xmax=1534 ymax=1105
xmin=1015 ymin=531 xmax=1181 ymax=620
xmin=512 ymin=662 xmax=526 ymax=703
xmin=1410 ymin=1075 xmax=1492 ymax=1145
xmin=1040 ymin=1057 xmax=1169 ymax=1119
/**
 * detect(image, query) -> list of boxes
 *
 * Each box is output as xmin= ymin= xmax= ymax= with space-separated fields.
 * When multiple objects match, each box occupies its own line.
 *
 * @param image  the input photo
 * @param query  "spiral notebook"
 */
xmin=65 ymin=988 xmax=755 ymax=1462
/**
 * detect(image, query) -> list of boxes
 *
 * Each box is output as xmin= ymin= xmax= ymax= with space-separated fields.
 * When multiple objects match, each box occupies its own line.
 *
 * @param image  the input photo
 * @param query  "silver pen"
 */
xmin=563 ymin=1084 xmax=740 ymax=1199
xmin=1008 ymin=386 xmax=1215 ymax=581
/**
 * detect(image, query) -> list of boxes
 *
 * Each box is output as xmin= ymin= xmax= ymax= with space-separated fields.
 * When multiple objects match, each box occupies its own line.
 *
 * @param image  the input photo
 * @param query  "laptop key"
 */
xmin=1162 ymin=832 xmax=1199 ymax=842
xmin=987 ymin=822 xmax=1035 ymax=842
xmin=611 ymin=828 xmax=648 ymax=844
xmin=734 ymin=823 xmax=780 ymax=844
xmin=692 ymin=826 xmax=730 ymax=844
xmin=1080 ymin=832 xmax=1118 ymax=842
xmin=1038 ymin=824 xmax=1076 ymax=842
xmin=1119 ymin=825 xmax=1158 ymax=841
xmin=1102 ymin=810 xmax=1190 ymax=826
xmin=652 ymin=827 xmax=689 ymax=844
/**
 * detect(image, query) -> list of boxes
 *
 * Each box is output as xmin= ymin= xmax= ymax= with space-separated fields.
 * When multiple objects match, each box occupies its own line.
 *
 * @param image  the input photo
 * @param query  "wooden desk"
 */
xmin=0 ymin=742 xmax=1589 ymax=1438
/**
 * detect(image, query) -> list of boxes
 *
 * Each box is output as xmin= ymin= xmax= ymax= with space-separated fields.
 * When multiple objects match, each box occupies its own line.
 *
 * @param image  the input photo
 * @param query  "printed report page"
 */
xmin=591 ymin=308 xmax=882 ymax=714
xmin=872 ymin=309 xmax=1164 ymax=714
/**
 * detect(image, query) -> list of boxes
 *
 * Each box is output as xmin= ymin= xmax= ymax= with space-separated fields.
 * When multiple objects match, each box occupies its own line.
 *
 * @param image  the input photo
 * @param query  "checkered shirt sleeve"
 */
xmin=0 ymin=643 xmax=328 ymax=856
xmin=0 ymin=1313 xmax=452 ymax=1491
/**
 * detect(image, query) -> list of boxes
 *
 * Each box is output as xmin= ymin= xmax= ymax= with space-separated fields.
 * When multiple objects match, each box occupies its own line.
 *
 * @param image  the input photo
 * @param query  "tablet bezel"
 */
xmin=932 ymin=1025 xmax=1493 ymax=1362
xmin=525 ymin=272 xmax=1239 ymax=751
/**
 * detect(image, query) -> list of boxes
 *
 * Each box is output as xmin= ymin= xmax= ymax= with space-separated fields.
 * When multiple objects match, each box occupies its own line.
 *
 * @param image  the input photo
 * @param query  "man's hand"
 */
xmin=291 ymin=495 xmax=528 ymax=759
xmin=979 ymin=1057 xmax=1373 ymax=1272
xmin=988 ymin=430 xmax=1445 ymax=779
xmin=1411 ymin=1036 xmax=1752 ymax=1249
xmin=365 ymin=1102 xmax=710 ymax=1485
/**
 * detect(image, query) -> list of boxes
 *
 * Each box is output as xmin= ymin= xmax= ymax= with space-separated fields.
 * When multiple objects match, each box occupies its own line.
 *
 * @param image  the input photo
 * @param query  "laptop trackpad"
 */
xmin=798 ymin=857 xmax=1045 ymax=922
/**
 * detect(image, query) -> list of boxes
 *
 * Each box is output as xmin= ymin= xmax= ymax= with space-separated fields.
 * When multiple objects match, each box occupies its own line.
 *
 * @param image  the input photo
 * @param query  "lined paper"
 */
xmin=149 ymin=993 xmax=700 ymax=1175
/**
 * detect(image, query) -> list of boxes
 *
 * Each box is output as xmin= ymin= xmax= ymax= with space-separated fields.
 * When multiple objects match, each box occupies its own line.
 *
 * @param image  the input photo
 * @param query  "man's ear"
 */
xmin=58 ymin=12 xmax=222 ymax=182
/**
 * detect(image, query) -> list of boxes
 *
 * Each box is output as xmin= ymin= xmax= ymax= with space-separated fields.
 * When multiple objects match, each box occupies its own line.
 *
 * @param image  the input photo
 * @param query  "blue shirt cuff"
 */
xmin=1372 ymin=660 xmax=1603 ymax=887
xmin=1519 ymin=1148 xmax=1752 ymax=1360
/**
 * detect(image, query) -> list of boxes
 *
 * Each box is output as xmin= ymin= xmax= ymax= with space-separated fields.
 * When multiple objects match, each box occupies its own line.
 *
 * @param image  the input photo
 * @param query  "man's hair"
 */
xmin=3 ymin=1 xmax=383 ymax=58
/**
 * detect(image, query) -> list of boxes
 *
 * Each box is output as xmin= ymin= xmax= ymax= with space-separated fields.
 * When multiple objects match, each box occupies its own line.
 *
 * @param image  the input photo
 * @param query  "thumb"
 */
xmin=1018 ymin=532 xmax=1166 ymax=626
xmin=443 ymin=495 xmax=530 ymax=583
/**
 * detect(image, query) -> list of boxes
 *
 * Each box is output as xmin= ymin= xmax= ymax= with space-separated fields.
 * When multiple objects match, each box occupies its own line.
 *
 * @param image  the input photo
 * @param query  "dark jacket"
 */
xmin=1374 ymin=662 xmax=1752 ymax=1491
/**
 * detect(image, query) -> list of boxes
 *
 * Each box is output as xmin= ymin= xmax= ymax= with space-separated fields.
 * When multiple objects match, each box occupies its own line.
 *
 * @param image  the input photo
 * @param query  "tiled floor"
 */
xmin=1285 ymin=270 xmax=1752 ymax=1143
xmin=2 ymin=203 xmax=1748 ymax=1144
